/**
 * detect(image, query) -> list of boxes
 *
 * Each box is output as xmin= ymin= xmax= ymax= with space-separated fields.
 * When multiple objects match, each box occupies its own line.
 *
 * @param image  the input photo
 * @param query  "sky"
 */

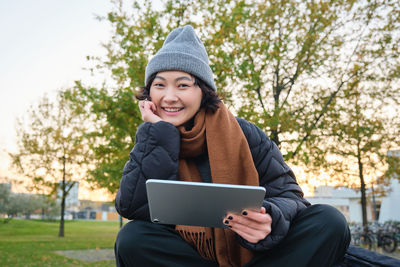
xmin=0 ymin=0 xmax=114 ymax=200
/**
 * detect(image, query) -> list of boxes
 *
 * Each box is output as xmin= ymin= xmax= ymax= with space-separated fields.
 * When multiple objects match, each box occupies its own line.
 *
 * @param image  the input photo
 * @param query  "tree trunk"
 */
xmin=271 ymin=71 xmax=282 ymax=148
xmin=271 ymin=129 xmax=280 ymax=147
xmin=59 ymin=194 xmax=65 ymax=237
xmin=357 ymin=153 xmax=368 ymax=232
xmin=58 ymin=156 xmax=66 ymax=237
xmin=271 ymin=94 xmax=281 ymax=147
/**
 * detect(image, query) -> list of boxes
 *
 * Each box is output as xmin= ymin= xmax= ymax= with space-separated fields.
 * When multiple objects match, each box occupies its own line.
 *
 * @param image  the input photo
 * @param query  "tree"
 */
xmin=5 ymin=194 xmax=25 ymax=218
xmin=5 ymin=194 xmax=49 ymax=219
xmin=313 ymin=0 xmax=400 ymax=227
xmin=69 ymin=0 xmax=400 ymax=194
xmin=0 ymin=184 xmax=11 ymax=216
xmin=64 ymin=82 xmax=142 ymax=196
xmin=194 ymin=0 xmax=400 ymax=166
xmin=10 ymin=91 xmax=89 ymax=237
xmin=323 ymin=83 xmax=399 ymax=228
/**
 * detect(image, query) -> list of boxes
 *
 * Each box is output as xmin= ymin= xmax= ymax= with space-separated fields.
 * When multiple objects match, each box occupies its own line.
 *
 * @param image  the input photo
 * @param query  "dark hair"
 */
xmin=135 ymin=73 xmax=221 ymax=113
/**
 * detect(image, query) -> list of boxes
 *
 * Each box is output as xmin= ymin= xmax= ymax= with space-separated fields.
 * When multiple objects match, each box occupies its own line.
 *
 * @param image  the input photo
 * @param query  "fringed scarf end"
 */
xmin=177 ymin=229 xmax=217 ymax=262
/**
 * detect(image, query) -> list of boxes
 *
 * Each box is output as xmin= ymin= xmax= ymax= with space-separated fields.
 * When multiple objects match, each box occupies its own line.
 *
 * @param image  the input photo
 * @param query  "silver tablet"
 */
xmin=146 ymin=179 xmax=266 ymax=228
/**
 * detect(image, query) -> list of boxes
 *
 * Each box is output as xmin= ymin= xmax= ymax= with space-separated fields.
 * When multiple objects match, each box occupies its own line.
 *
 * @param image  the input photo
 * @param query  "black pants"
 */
xmin=115 ymin=204 xmax=350 ymax=267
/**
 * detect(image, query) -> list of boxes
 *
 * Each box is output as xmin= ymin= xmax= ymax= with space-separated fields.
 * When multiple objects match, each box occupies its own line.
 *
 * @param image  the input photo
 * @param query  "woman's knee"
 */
xmin=115 ymin=220 xmax=159 ymax=256
xmin=115 ymin=221 xmax=142 ymax=255
xmin=309 ymin=204 xmax=350 ymax=240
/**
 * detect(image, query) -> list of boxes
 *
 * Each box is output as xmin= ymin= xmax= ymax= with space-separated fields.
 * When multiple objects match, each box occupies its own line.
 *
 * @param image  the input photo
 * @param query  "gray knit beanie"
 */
xmin=145 ymin=25 xmax=216 ymax=91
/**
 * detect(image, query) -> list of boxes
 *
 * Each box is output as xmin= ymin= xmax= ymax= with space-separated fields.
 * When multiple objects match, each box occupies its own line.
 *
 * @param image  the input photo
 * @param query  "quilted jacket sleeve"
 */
xmin=115 ymin=121 xmax=180 ymax=220
xmin=236 ymin=118 xmax=311 ymax=251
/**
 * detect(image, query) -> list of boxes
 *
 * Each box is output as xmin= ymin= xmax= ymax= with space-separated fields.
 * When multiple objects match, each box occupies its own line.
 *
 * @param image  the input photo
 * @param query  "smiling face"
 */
xmin=149 ymin=71 xmax=203 ymax=127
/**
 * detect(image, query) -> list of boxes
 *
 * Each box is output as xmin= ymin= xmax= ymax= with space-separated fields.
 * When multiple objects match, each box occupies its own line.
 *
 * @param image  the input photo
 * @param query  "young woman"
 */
xmin=114 ymin=25 xmax=350 ymax=267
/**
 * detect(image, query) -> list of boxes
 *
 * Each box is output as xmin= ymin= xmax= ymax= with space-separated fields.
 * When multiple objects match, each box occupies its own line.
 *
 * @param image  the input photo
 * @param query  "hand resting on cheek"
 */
xmin=139 ymin=99 xmax=162 ymax=124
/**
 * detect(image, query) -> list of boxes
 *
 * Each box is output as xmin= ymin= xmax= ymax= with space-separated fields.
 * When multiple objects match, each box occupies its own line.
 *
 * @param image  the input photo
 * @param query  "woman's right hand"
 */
xmin=139 ymin=99 xmax=162 ymax=124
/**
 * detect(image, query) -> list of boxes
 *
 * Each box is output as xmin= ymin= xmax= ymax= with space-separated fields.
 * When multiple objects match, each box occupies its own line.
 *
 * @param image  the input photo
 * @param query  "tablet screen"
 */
xmin=146 ymin=179 xmax=266 ymax=228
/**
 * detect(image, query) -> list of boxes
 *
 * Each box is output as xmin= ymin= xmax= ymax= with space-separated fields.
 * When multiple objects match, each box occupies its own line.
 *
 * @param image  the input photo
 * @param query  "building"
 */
xmin=379 ymin=150 xmax=400 ymax=222
xmin=306 ymin=186 xmax=375 ymax=223
xmin=307 ymin=150 xmax=400 ymax=223
xmin=307 ymin=181 xmax=400 ymax=223
xmin=378 ymin=178 xmax=400 ymax=222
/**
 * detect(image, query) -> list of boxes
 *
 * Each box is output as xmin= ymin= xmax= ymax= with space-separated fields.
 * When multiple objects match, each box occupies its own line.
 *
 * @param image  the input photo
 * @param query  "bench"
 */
xmin=337 ymin=245 xmax=400 ymax=267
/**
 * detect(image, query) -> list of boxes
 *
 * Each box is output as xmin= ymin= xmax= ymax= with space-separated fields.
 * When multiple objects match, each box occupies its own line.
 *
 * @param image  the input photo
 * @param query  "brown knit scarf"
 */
xmin=176 ymin=103 xmax=259 ymax=267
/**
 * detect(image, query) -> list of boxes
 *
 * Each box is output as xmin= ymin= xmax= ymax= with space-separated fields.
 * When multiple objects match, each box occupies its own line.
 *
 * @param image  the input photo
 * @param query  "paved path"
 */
xmin=54 ymin=249 xmax=114 ymax=263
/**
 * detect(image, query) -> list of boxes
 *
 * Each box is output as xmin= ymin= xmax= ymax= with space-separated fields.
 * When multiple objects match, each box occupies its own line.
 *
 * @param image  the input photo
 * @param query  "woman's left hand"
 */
xmin=223 ymin=207 xmax=272 ymax=243
xmin=139 ymin=99 xmax=162 ymax=124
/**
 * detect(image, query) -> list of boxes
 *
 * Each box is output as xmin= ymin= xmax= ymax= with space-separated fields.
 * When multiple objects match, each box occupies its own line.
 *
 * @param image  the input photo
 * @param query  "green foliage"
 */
xmin=64 ymin=81 xmax=142 ymax=194
xmin=386 ymin=151 xmax=400 ymax=180
xmin=0 ymin=219 xmax=118 ymax=266
xmin=0 ymin=184 xmax=10 ymax=214
xmin=69 ymin=0 xmax=400 ymax=194
xmin=2 ymin=193 xmax=59 ymax=219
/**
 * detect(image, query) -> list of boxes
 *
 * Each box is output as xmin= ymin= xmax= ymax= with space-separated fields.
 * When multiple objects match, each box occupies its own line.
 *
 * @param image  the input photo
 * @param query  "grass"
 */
xmin=0 ymin=219 xmax=120 ymax=267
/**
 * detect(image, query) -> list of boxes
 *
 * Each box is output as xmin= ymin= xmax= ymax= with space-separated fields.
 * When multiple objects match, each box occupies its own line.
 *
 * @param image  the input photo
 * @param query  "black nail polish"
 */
xmin=242 ymin=211 xmax=248 ymax=216
xmin=224 ymin=220 xmax=229 ymax=224
xmin=228 ymin=216 xmax=233 ymax=220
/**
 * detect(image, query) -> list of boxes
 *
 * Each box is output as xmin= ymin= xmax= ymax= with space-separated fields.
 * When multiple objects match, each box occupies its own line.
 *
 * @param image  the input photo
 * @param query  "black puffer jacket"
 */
xmin=115 ymin=118 xmax=310 ymax=251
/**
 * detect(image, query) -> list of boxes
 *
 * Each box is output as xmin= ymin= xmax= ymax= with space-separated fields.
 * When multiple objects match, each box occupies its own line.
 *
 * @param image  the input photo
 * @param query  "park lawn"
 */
xmin=0 ymin=219 xmax=120 ymax=267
